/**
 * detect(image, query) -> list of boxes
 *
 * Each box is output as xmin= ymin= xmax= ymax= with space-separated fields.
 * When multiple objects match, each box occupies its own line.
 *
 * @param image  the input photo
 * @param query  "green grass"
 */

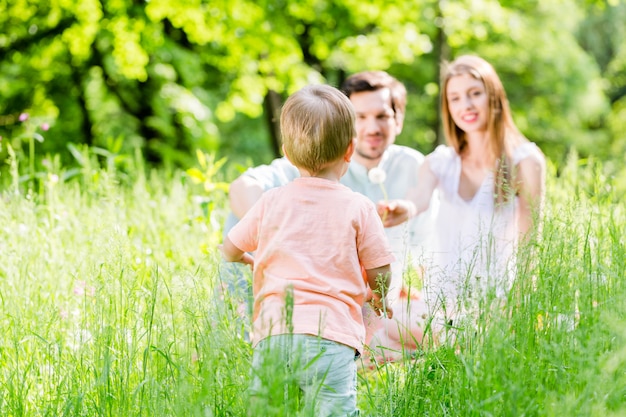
xmin=0 ymin=153 xmax=624 ymax=416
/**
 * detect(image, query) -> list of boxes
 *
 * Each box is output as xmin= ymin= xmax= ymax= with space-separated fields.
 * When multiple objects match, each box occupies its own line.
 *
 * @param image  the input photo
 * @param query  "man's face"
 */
xmin=349 ymin=88 xmax=401 ymax=168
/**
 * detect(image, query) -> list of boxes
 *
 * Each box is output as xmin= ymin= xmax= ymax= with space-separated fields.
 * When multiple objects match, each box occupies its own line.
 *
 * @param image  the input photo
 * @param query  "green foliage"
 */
xmin=356 ymin=155 xmax=626 ymax=417
xmin=0 ymin=155 xmax=624 ymax=415
xmin=0 ymin=0 xmax=624 ymax=174
xmin=0 ymin=151 xmax=243 ymax=415
xmin=186 ymin=150 xmax=229 ymax=192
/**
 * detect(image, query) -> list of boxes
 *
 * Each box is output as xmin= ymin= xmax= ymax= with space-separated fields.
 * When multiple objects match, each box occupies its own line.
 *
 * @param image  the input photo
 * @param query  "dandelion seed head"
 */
xmin=368 ymin=167 xmax=387 ymax=184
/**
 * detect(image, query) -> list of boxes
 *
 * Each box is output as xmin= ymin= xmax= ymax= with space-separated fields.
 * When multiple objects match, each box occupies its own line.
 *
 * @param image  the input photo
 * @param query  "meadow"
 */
xmin=0 ymin=150 xmax=624 ymax=417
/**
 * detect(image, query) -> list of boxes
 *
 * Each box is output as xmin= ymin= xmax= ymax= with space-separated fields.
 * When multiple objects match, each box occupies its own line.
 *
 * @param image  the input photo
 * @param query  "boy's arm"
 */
xmin=364 ymin=265 xmax=393 ymax=319
xmin=219 ymin=236 xmax=255 ymax=267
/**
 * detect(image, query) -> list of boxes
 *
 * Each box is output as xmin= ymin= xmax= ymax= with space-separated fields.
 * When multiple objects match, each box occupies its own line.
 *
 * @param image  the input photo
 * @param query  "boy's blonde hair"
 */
xmin=281 ymin=85 xmax=356 ymax=174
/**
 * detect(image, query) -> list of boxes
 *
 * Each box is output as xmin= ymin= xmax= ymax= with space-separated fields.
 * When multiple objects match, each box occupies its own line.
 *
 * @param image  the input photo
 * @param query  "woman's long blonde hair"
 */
xmin=441 ymin=55 xmax=526 ymax=204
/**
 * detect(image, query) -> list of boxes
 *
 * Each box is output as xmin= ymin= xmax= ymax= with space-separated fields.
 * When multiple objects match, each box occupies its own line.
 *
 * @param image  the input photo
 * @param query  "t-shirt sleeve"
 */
xmin=244 ymin=157 xmax=299 ymax=191
xmin=512 ymin=142 xmax=542 ymax=165
xmin=227 ymin=194 xmax=266 ymax=253
xmin=356 ymin=202 xmax=396 ymax=270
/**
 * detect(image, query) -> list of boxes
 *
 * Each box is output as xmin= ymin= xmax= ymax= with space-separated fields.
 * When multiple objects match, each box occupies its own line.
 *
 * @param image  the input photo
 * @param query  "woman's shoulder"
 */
xmin=426 ymin=145 xmax=458 ymax=174
xmin=429 ymin=144 xmax=457 ymax=158
xmin=512 ymin=140 xmax=545 ymax=166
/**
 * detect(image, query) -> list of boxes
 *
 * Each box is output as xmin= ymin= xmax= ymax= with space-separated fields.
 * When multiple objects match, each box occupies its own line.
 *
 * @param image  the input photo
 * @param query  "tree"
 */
xmin=0 ymin=0 xmax=622 ymax=175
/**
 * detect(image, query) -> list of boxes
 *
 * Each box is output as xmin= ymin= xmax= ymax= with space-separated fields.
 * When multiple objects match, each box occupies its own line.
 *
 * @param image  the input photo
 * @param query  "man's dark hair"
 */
xmin=340 ymin=71 xmax=407 ymax=119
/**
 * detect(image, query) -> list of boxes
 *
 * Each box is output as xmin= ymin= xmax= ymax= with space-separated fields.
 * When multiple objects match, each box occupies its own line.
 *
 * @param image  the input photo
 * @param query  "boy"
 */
xmin=220 ymin=84 xmax=394 ymax=416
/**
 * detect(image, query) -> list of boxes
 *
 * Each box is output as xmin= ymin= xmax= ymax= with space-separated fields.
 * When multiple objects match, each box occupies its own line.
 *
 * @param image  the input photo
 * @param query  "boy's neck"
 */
xmin=297 ymin=159 xmax=347 ymax=182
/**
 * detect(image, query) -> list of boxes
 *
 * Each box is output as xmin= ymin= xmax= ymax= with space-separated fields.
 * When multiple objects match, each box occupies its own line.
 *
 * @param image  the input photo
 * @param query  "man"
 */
xmin=223 ymin=71 xmax=436 ymax=362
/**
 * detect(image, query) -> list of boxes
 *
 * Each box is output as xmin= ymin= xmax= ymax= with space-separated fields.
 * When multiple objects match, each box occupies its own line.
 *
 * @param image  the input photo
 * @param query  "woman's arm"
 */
xmin=516 ymin=152 xmax=546 ymax=240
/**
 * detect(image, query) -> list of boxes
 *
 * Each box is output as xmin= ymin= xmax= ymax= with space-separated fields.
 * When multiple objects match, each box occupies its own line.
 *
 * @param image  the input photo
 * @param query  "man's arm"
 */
xmin=229 ymin=176 xmax=265 ymax=219
xmin=377 ymin=159 xmax=438 ymax=227
xmin=229 ymin=157 xmax=299 ymax=219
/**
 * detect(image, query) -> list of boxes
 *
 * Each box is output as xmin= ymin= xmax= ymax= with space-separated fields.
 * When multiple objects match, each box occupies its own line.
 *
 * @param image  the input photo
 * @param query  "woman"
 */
xmin=380 ymin=55 xmax=546 ymax=326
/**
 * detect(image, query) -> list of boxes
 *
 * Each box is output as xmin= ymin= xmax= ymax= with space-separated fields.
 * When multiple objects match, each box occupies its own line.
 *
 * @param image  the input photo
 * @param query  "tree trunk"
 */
xmin=434 ymin=0 xmax=450 ymax=146
xmin=264 ymin=89 xmax=283 ymax=158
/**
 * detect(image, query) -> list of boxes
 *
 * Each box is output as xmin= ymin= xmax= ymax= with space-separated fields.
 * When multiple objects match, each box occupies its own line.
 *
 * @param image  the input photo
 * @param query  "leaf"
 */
xmin=204 ymin=181 xmax=230 ymax=193
xmin=91 ymin=147 xmax=112 ymax=157
xmin=196 ymin=149 xmax=207 ymax=169
xmin=67 ymin=143 xmax=86 ymax=166
xmin=185 ymin=167 xmax=206 ymax=183
xmin=61 ymin=168 xmax=82 ymax=181
xmin=214 ymin=156 xmax=228 ymax=172
xmin=109 ymin=136 xmax=125 ymax=154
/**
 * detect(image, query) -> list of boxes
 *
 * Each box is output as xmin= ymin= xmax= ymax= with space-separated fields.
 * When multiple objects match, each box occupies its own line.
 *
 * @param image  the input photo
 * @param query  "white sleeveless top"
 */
xmin=424 ymin=142 xmax=542 ymax=313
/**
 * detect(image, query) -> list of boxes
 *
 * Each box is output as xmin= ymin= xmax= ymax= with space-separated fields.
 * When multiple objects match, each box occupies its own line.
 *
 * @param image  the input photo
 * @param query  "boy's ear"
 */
xmin=344 ymin=139 xmax=355 ymax=162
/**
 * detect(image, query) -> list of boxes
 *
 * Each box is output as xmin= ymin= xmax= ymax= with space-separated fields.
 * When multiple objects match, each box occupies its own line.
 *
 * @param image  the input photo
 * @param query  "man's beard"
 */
xmin=356 ymin=147 xmax=385 ymax=160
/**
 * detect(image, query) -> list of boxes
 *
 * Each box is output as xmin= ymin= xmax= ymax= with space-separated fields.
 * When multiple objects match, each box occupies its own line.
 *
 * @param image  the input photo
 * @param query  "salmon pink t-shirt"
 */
xmin=227 ymin=177 xmax=395 ymax=352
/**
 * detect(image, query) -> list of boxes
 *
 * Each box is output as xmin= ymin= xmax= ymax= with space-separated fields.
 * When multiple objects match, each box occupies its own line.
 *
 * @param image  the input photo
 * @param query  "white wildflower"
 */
xmin=368 ymin=167 xmax=387 ymax=184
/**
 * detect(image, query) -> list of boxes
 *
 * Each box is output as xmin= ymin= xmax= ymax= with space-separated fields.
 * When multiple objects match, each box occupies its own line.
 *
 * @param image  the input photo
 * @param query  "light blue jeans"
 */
xmin=217 ymin=259 xmax=253 ymax=316
xmin=249 ymin=334 xmax=360 ymax=416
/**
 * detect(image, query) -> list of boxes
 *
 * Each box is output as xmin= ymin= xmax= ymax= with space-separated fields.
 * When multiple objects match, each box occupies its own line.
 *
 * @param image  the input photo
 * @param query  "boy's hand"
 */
xmin=369 ymin=295 xmax=394 ymax=319
xmin=239 ymin=252 xmax=255 ymax=268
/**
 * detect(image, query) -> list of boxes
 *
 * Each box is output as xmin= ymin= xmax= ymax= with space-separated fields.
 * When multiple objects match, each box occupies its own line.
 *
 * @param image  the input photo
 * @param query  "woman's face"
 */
xmin=446 ymin=73 xmax=489 ymax=135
